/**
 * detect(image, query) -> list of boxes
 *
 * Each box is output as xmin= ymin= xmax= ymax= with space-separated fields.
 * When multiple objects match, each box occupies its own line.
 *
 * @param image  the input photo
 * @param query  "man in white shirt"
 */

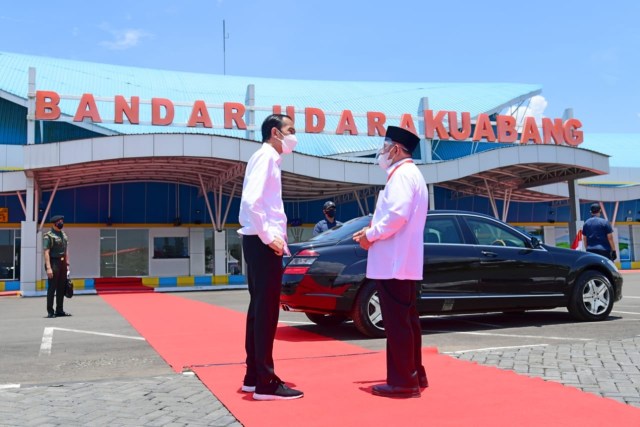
xmin=237 ymin=114 xmax=303 ymax=400
xmin=353 ymin=126 xmax=428 ymax=398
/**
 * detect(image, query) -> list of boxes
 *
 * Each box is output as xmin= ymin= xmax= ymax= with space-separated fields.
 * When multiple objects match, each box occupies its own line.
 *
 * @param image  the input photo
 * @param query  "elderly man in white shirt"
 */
xmin=237 ymin=114 xmax=303 ymax=401
xmin=353 ymin=126 xmax=428 ymax=399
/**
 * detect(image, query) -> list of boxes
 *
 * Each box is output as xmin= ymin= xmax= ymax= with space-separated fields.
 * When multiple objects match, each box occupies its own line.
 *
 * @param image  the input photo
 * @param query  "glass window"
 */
xmin=100 ymin=231 xmax=116 ymax=277
xmin=424 ymin=217 xmax=462 ymax=244
xmin=227 ymin=228 xmax=243 ymax=275
xmin=554 ymin=227 xmax=570 ymax=249
xmin=204 ymin=229 xmax=214 ymax=274
xmin=153 ymin=237 xmax=189 ymax=259
xmin=465 ymin=217 xmax=527 ymax=248
xmin=617 ymin=225 xmax=631 ymax=261
xmin=100 ymin=229 xmax=149 ymax=277
xmin=0 ymin=230 xmax=16 ymax=280
xmin=204 ymin=228 xmax=244 ymax=275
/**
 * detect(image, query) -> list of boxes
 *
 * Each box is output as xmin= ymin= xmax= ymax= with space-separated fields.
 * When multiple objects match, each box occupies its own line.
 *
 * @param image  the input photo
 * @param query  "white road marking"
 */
xmin=39 ymin=327 xmax=54 ymax=356
xmin=445 ymin=344 xmax=549 ymax=354
xmin=428 ymin=329 xmax=591 ymax=341
xmin=622 ymin=296 xmax=640 ymax=299
xmin=39 ymin=327 xmax=145 ymax=356
xmin=612 ymin=310 xmax=640 ymax=315
xmin=0 ymin=384 xmax=20 ymax=389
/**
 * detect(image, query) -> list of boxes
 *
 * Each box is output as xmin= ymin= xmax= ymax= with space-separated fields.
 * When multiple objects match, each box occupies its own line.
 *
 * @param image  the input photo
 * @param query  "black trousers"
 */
xmin=587 ymin=248 xmax=611 ymax=259
xmin=242 ymin=235 xmax=283 ymax=388
xmin=46 ymin=258 xmax=67 ymax=315
xmin=376 ymin=279 xmax=423 ymax=387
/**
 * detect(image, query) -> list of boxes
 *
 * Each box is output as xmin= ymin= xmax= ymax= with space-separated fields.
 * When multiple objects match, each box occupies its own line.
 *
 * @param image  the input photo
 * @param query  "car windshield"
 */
xmin=308 ymin=215 xmax=372 ymax=242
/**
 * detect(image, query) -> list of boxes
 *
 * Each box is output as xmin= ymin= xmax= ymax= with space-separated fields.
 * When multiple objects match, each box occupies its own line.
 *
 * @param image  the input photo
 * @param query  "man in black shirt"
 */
xmin=43 ymin=215 xmax=70 ymax=318
xmin=313 ymin=201 xmax=342 ymax=236
xmin=582 ymin=203 xmax=616 ymax=261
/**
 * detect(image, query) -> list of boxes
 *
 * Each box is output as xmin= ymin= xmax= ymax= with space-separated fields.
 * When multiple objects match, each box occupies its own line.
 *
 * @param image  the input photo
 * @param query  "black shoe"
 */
xmin=418 ymin=367 xmax=429 ymax=388
xmin=46 ymin=313 xmax=55 ymax=318
xmin=55 ymin=311 xmax=72 ymax=317
xmin=372 ymin=384 xmax=421 ymax=398
xmin=253 ymin=381 xmax=303 ymax=400
xmin=419 ymin=374 xmax=428 ymax=388
xmin=241 ymin=374 xmax=256 ymax=392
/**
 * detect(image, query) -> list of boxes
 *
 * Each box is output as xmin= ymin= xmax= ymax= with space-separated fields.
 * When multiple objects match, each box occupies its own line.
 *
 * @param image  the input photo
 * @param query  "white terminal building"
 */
xmin=0 ymin=51 xmax=639 ymax=295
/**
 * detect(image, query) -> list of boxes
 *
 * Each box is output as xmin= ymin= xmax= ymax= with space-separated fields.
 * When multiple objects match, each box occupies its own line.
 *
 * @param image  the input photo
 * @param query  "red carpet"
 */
xmin=94 ymin=277 xmax=153 ymax=294
xmin=102 ymin=293 xmax=640 ymax=427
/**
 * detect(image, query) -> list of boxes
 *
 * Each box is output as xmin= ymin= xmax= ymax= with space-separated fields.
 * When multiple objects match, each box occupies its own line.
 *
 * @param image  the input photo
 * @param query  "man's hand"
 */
xmin=610 ymin=250 xmax=617 ymax=261
xmin=268 ymin=236 xmax=285 ymax=256
xmin=46 ymin=267 xmax=53 ymax=279
xmin=353 ymin=227 xmax=373 ymax=250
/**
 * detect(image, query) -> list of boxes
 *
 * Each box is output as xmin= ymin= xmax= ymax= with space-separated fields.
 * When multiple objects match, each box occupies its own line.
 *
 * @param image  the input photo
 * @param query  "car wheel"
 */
xmin=304 ymin=312 xmax=348 ymax=326
xmin=352 ymin=281 xmax=386 ymax=338
xmin=567 ymin=270 xmax=614 ymax=321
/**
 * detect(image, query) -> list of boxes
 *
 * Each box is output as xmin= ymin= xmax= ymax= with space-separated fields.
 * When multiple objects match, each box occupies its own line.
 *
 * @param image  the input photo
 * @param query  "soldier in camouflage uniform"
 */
xmin=43 ymin=215 xmax=70 ymax=318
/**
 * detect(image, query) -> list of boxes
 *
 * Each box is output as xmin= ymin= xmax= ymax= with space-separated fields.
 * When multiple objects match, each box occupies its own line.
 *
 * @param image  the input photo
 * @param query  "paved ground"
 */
xmin=1 ymin=272 xmax=639 ymax=426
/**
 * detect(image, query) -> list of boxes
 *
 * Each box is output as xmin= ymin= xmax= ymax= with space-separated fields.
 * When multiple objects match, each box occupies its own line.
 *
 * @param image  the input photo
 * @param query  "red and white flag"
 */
xmin=571 ymin=230 xmax=584 ymax=251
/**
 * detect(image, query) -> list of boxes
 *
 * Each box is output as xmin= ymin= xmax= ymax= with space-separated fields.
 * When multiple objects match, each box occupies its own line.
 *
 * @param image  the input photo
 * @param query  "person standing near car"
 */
xmin=237 ymin=114 xmax=304 ymax=401
xmin=43 ymin=215 xmax=71 ymax=318
xmin=353 ymin=126 xmax=428 ymax=399
xmin=313 ymin=201 xmax=343 ymax=236
xmin=582 ymin=203 xmax=617 ymax=261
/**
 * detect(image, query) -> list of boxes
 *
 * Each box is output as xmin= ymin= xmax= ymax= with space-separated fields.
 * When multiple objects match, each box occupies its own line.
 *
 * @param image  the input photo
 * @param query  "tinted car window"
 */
xmin=465 ymin=217 xmax=527 ymax=247
xmin=308 ymin=215 xmax=371 ymax=242
xmin=424 ymin=217 xmax=462 ymax=244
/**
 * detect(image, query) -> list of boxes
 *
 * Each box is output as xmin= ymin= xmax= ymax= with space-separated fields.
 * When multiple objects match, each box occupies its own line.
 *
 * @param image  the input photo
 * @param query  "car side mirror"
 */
xmin=530 ymin=236 xmax=542 ymax=248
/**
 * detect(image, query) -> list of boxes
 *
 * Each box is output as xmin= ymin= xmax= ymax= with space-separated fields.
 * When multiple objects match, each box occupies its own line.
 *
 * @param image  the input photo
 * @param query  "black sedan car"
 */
xmin=281 ymin=210 xmax=623 ymax=338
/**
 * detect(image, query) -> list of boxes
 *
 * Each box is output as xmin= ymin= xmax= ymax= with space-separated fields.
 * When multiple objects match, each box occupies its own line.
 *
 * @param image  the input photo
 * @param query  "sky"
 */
xmin=1 ymin=0 xmax=639 ymax=135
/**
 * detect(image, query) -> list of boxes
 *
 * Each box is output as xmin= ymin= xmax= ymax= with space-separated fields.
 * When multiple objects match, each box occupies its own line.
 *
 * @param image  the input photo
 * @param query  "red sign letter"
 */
xmin=35 ymin=90 xmax=61 ymax=120
xmin=563 ymin=119 xmax=583 ymax=146
xmin=424 ymin=110 xmax=449 ymax=139
xmin=305 ymin=107 xmax=325 ymax=133
xmin=542 ymin=118 xmax=565 ymax=145
xmin=114 ymin=95 xmax=140 ymax=124
xmin=399 ymin=114 xmax=418 ymax=136
xmin=73 ymin=93 xmax=102 ymax=123
xmin=152 ymin=98 xmax=174 ymax=126
xmin=272 ymin=105 xmax=296 ymax=125
xmin=366 ymin=111 xmax=386 ymax=136
xmin=520 ymin=117 xmax=542 ymax=144
xmin=472 ymin=114 xmax=496 ymax=142
xmin=188 ymin=100 xmax=212 ymax=128
xmin=448 ymin=111 xmax=471 ymax=140
xmin=224 ymin=102 xmax=247 ymax=129
xmin=496 ymin=115 xmax=517 ymax=143
xmin=336 ymin=110 xmax=358 ymax=135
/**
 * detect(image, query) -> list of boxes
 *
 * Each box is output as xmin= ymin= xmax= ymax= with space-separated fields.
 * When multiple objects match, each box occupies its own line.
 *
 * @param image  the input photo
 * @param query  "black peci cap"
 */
xmin=385 ymin=126 xmax=420 ymax=153
xmin=50 ymin=215 xmax=64 ymax=222
xmin=590 ymin=203 xmax=601 ymax=213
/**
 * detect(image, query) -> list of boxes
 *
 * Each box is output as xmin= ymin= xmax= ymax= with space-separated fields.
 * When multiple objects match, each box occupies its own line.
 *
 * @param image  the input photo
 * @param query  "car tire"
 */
xmin=567 ymin=270 xmax=614 ymax=321
xmin=351 ymin=281 xmax=386 ymax=338
xmin=304 ymin=312 xmax=348 ymax=326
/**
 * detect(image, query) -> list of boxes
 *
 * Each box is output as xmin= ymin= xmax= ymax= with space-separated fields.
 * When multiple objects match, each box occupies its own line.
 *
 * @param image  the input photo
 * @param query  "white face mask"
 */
xmin=376 ymin=143 xmax=394 ymax=171
xmin=277 ymin=131 xmax=298 ymax=154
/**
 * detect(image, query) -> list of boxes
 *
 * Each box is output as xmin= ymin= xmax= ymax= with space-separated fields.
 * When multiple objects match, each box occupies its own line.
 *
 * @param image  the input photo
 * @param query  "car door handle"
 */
xmin=481 ymin=251 xmax=498 ymax=257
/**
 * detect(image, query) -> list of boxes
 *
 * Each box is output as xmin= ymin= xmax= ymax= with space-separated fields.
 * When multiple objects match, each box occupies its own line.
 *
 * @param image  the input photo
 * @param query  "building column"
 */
xmin=567 ymin=178 xmax=582 ymax=245
xmin=214 ymin=230 xmax=226 ymax=276
xmin=20 ymin=176 xmax=38 ymax=295
xmin=189 ymin=227 xmax=205 ymax=276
